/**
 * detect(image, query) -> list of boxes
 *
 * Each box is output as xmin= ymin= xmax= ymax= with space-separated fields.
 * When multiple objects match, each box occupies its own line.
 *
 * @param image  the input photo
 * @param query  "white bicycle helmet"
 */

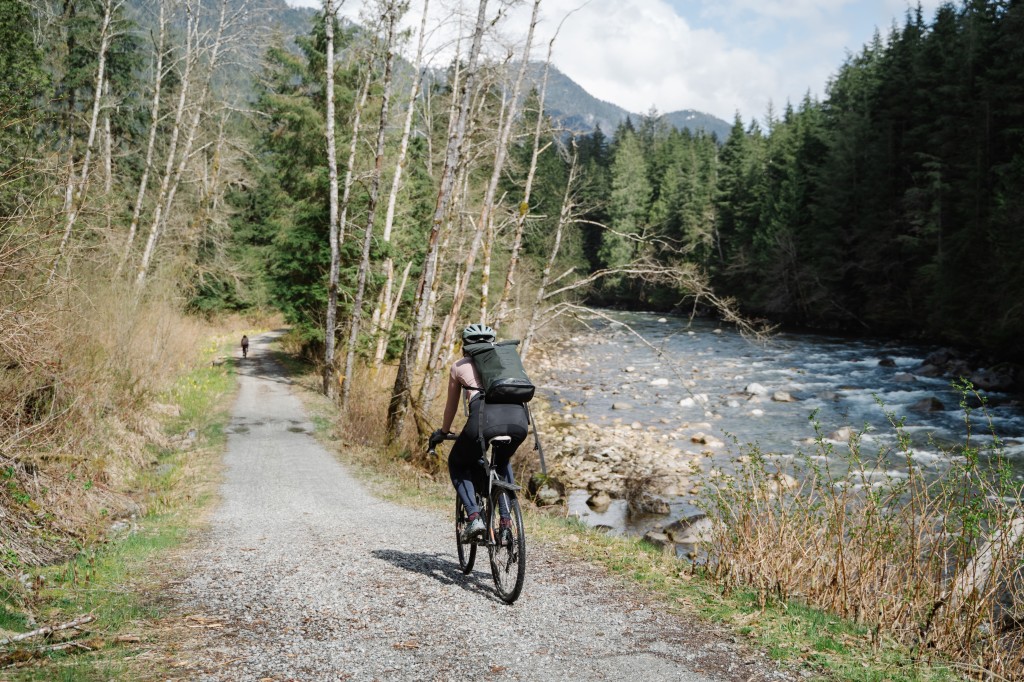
xmin=461 ymin=323 xmax=496 ymax=344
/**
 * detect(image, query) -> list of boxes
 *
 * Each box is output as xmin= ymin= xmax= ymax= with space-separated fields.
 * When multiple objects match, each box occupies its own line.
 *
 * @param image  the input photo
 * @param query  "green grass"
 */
xmin=0 ymin=339 xmax=236 ymax=680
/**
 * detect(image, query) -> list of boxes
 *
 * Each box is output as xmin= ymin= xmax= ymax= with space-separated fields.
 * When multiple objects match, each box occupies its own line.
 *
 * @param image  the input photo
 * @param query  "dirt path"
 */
xmin=166 ymin=332 xmax=793 ymax=681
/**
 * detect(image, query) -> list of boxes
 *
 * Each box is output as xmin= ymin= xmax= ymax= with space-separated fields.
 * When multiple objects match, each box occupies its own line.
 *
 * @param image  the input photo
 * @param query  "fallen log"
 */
xmin=0 ymin=614 xmax=95 ymax=646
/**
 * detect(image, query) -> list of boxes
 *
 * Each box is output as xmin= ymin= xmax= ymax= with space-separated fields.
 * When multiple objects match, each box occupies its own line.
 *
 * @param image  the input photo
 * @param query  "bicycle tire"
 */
xmin=455 ymin=497 xmax=476 ymax=574
xmin=487 ymin=490 xmax=526 ymax=603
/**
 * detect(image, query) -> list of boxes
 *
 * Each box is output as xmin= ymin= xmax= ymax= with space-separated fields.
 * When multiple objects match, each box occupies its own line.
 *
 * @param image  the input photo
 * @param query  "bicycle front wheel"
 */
xmin=488 ymin=490 xmax=526 ymax=603
xmin=455 ymin=497 xmax=476 ymax=574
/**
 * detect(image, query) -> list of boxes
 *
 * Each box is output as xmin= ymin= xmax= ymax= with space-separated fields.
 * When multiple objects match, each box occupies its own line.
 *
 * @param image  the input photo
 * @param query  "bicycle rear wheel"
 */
xmin=488 ymin=490 xmax=526 ymax=603
xmin=455 ymin=497 xmax=476 ymax=574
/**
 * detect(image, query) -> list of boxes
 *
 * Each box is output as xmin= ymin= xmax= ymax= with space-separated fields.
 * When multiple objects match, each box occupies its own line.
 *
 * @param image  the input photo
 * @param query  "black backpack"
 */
xmin=463 ymin=340 xmax=535 ymax=404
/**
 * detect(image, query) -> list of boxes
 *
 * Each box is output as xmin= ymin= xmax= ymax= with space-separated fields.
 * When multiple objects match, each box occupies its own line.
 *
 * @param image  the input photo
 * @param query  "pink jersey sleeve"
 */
xmin=441 ymin=358 xmax=483 ymax=432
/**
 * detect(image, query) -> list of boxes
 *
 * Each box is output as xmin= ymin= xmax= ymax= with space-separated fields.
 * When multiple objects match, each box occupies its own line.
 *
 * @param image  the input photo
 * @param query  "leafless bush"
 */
xmin=702 ymin=389 xmax=1024 ymax=679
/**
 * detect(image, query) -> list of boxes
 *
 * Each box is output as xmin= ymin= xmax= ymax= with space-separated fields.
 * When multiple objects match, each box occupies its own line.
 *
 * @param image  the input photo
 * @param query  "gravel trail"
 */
xmin=169 ymin=332 xmax=793 ymax=681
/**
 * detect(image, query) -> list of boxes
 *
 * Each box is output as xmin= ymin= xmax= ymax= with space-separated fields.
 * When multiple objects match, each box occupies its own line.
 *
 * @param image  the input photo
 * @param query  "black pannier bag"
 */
xmin=463 ymin=340 xmax=535 ymax=404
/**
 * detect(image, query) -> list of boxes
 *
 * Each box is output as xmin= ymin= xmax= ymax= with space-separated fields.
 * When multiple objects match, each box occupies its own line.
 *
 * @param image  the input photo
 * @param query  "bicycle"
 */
xmin=429 ymin=432 xmax=527 ymax=604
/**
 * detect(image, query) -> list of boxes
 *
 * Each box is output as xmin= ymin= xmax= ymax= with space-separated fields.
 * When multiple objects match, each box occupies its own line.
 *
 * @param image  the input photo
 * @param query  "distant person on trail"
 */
xmin=430 ymin=324 xmax=529 ymax=543
xmin=241 ymin=335 xmax=249 ymax=358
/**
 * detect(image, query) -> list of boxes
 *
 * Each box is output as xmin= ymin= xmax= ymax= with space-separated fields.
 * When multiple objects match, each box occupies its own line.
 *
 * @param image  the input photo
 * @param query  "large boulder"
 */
xmin=664 ymin=512 xmax=713 ymax=545
xmin=970 ymin=366 xmax=1015 ymax=392
xmin=628 ymin=492 xmax=671 ymax=517
xmin=910 ymin=397 xmax=945 ymax=413
xmin=642 ymin=530 xmax=675 ymax=555
xmin=528 ymin=474 xmax=565 ymax=505
xmin=744 ymin=382 xmax=770 ymax=396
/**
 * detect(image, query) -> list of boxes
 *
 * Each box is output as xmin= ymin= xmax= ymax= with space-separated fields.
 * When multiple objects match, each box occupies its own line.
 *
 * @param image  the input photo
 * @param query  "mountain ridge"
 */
xmin=525 ymin=63 xmax=732 ymax=140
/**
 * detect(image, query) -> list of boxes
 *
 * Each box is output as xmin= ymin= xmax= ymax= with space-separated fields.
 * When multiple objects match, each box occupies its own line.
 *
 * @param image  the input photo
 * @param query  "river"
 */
xmin=538 ymin=311 xmax=1024 ymax=536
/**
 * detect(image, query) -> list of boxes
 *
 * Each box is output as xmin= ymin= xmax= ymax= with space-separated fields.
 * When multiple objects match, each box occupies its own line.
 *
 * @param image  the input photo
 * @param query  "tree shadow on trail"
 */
xmin=371 ymin=549 xmax=504 ymax=604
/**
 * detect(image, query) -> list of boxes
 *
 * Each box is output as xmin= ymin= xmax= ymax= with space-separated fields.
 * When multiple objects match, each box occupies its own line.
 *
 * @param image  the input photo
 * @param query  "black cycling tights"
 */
xmin=447 ymin=399 xmax=527 ymax=516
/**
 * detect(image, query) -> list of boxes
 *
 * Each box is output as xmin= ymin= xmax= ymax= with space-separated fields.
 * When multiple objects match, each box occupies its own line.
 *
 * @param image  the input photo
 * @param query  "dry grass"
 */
xmin=0 ymin=263 xmax=233 ymax=583
xmin=702 ymin=388 xmax=1024 ymax=679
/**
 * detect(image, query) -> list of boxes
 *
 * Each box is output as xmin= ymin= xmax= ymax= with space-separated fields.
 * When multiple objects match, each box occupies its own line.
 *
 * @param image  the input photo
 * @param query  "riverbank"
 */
xmin=528 ymin=312 xmax=1024 ymax=680
xmin=528 ymin=311 xmax=1024 ymax=538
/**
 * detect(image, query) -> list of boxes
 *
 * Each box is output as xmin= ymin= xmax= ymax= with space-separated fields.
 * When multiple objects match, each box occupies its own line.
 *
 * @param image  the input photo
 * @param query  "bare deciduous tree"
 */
xmin=341 ymin=0 xmax=400 ymax=411
xmin=387 ymin=0 xmax=491 ymax=444
xmin=48 ymin=0 xmax=122 ymax=283
xmin=371 ymin=0 xmax=430 ymax=370
xmin=116 ymin=0 xmax=168 ymax=278
xmin=322 ymin=0 xmax=342 ymax=397
xmin=417 ymin=0 xmax=541 ymax=415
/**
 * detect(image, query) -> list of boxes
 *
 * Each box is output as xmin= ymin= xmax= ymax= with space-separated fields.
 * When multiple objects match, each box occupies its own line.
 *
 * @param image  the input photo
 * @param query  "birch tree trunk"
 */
xmin=372 ymin=0 xmax=429 ymax=370
xmin=117 ymin=0 xmax=167 ymax=278
xmin=494 ymin=33 xmax=557 ymax=326
xmin=417 ymin=0 xmax=541 ymax=414
xmin=102 ymin=79 xmax=112 ymax=195
xmin=322 ymin=0 xmax=341 ymax=397
xmin=134 ymin=0 xmax=202 ymax=288
xmin=386 ymin=0 xmax=490 ymax=444
xmin=136 ymin=0 xmax=236 ymax=290
xmin=320 ymin=68 xmax=371 ymax=395
xmin=48 ymin=0 xmax=119 ymax=283
xmin=522 ymin=148 xmax=579 ymax=360
xmin=341 ymin=0 xmax=399 ymax=411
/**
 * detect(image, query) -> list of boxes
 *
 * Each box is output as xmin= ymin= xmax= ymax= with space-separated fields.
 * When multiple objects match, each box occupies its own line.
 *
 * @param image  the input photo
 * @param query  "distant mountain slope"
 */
xmin=123 ymin=0 xmax=730 ymax=141
xmin=526 ymin=64 xmax=732 ymax=140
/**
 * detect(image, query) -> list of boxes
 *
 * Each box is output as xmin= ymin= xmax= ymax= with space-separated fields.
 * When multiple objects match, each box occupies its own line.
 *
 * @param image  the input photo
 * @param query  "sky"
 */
xmin=285 ymin=0 xmax=947 ymax=124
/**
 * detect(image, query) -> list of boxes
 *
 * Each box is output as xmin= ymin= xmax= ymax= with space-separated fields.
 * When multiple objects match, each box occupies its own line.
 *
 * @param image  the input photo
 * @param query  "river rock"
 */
xmin=586 ymin=490 xmax=612 ymax=513
xmin=829 ymin=426 xmax=855 ymax=441
xmin=769 ymin=473 xmax=799 ymax=494
xmin=878 ymin=357 xmax=897 ymax=367
xmin=611 ymin=402 xmax=632 ymax=410
xmin=914 ymin=363 xmax=945 ymax=378
xmin=629 ymin=493 xmax=671 ymax=517
xmin=650 ymin=378 xmax=669 ymax=387
xmin=749 ymin=408 xmax=764 ymax=417
xmin=970 ymin=366 xmax=1015 ymax=391
xmin=744 ymin=382 xmax=770 ymax=396
xmin=892 ymin=373 xmax=916 ymax=383
xmin=690 ymin=432 xmax=724 ymax=448
xmin=658 ymin=317 xmax=667 ymax=323
xmin=772 ymin=391 xmax=795 ymax=402
xmin=535 ymin=485 xmax=562 ymax=505
xmin=664 ymin=513 xmax=713 ymax=544
xmin=624 ymin=366 xmax=636 ymax=373
xmin=630 ymin=421 xmax=643 ymax=430
xmin=924 ymin=348 xmax=956 ymax=367
xmin=642 ymin=531 xmax=675 ymax=554
xmin=910 ymin=396 xmax=945 ymax=412
xmin=679 ymin=397 xmax=696 ymax=408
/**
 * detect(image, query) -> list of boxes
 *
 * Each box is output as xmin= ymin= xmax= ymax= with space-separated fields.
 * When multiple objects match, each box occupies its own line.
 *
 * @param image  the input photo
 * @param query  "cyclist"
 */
xmin=241 ymin=334 xmax=249 ymax=358
xmin=431 ymin=324 xmax=529 ymax=543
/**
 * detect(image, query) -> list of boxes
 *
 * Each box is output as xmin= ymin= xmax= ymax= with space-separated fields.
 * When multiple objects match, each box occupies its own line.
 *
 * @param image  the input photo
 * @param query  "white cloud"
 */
xmin=284 ymin=0 xmax=952 ymax=124
xmin=517 ymin=0 xmax=779 ymax=121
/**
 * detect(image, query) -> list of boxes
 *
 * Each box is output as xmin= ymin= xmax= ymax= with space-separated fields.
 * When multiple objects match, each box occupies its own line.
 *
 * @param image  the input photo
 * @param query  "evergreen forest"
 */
xmin=566 ymin=2 xmax=1024 ymax=362
xmin=2 ymin=1 xmax=1024 ymax=676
